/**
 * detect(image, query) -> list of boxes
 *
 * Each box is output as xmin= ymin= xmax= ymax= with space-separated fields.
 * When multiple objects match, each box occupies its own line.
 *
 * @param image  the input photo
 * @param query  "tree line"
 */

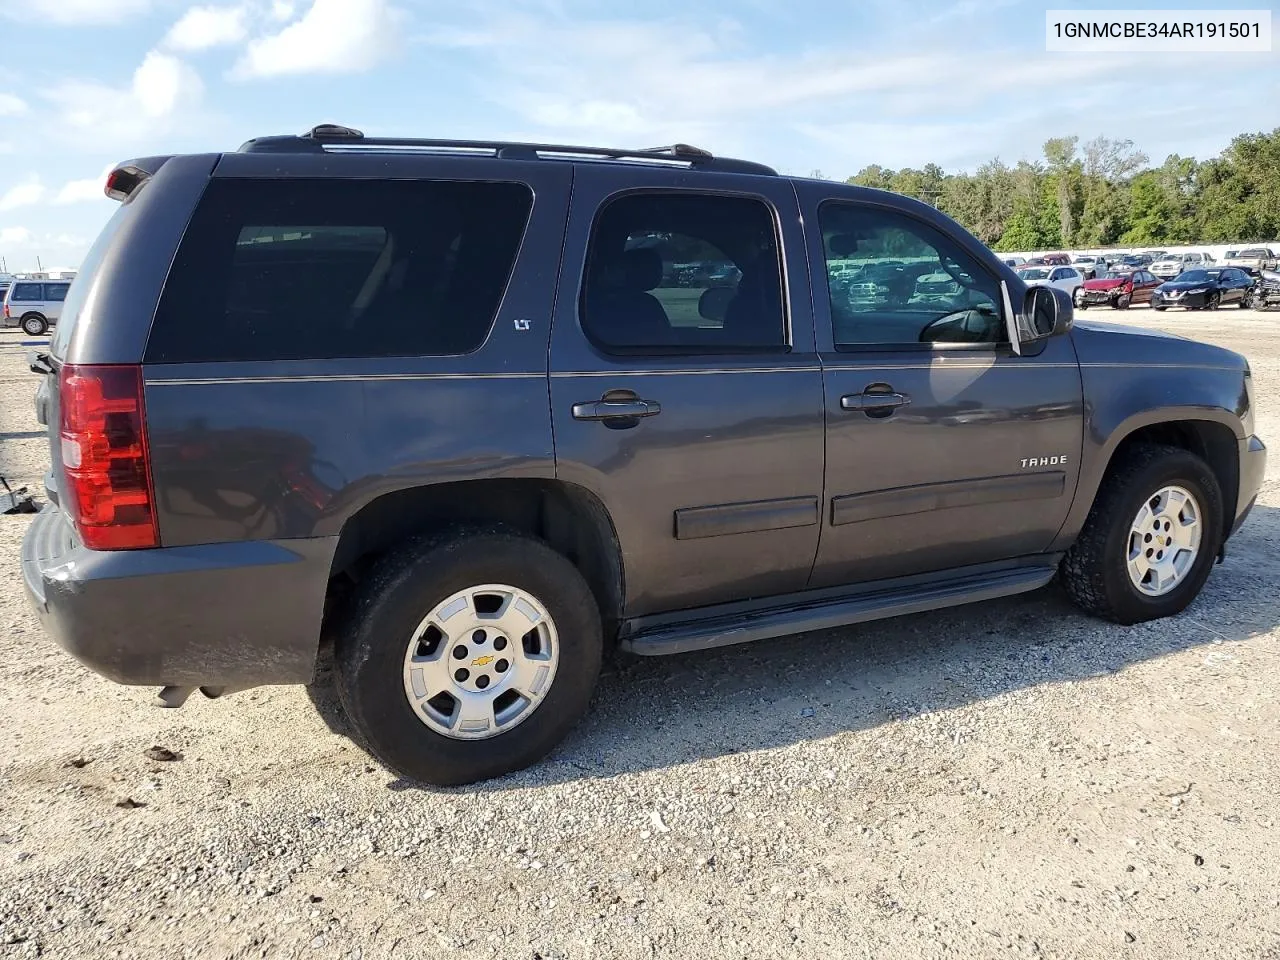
xmin=837 ymin=127 xmax=1280 ymax=253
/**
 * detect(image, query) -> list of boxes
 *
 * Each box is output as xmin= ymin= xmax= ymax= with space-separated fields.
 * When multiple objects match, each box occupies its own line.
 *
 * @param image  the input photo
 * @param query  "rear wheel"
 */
xmin=1060 ymin=444 xmax=1222 ymax=625
xmin=20 ymin=314 xmax=47 ymax=336
xmin=334 ymin=531 xmax=603 ymax=786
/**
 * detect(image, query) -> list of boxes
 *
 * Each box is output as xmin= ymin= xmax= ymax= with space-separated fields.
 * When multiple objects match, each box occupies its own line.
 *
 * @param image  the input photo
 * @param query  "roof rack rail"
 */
xmin=235 ymin=124 xmax=778 ymax=176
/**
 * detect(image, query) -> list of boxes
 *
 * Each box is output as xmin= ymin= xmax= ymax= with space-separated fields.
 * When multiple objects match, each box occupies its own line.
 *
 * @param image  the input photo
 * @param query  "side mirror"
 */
xmin=1021 ymin=284 xmax=1073 ymax=342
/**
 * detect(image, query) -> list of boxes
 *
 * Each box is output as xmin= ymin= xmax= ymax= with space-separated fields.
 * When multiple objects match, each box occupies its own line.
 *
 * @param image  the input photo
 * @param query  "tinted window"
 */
xmin=147 ymin=178 xmax=534 ymax=363
xmin=819 ymin=202 xmax=1003 ymax=347
xmin=580 ymin=192 xmax=784 ymax=354
xmin=1179 ymin=270 xmax=1210 ymax=283
xmin=44 ymin=283 xmax=69 ymax=302
xmin=11 ymin=283 xmax=41 ymax=301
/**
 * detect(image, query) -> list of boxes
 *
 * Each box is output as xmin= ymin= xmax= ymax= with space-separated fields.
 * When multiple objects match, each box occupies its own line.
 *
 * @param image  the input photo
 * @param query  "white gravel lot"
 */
xmin=0 ymin=312 xmax=1278 ymax=960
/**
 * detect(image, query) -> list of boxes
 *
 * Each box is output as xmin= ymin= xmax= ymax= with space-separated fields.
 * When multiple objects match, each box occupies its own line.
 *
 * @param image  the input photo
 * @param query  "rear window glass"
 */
xmin=146 ymin=178 xmax=534 ymax=363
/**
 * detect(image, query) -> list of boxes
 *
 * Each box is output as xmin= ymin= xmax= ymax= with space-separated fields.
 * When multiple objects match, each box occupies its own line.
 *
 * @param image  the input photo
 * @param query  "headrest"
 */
xmin=698 ymin=286 xmax=734 ymax=323
xmin=609 ymin=248 xmax=664 ymax=292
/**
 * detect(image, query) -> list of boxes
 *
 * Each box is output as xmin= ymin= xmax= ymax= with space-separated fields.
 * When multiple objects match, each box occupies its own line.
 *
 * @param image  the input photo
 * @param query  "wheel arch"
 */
xmin=323 ymin=478 xmax=625 ymax=636
xmin=1056 ymin=411 xmax=1240 ymax=552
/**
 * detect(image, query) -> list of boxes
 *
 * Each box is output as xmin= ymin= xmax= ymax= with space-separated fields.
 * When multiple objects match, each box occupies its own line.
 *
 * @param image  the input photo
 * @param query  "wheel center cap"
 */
xmin=447 ymin=627 xmax=513 ymax=694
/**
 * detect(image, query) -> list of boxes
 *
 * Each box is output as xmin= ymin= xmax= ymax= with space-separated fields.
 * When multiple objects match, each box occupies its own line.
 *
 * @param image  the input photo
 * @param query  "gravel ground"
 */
xmin=1 ymin=312 xmax=1278 ymax=960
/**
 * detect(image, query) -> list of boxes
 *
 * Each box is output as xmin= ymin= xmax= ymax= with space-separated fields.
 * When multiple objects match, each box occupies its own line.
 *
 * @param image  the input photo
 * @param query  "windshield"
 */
xmin=1099 ymin=270 xmax=1132 ymax=280
xmin=1018 ymin=268 xmax=1051 ymax=280
xmin=1177 ymin=270 xmax=1212 ymax=283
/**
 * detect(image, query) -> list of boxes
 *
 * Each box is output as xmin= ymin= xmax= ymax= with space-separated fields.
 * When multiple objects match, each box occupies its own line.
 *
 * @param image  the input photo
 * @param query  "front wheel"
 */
xmin=1207 ymin=292 xmax=1221 ymax=310
xmin=334 ymin=531 xmax=603 ymax=786
xmin=1241 ymin=292 xmax=1257 ymax=309
xmin=20 ymin=314 xmax=48 ymax=336
xmin=1060 ymin=444 xmax=1223 ymax=625
xmin=1115 ymin=294 xmax=1131 ymax=310
xmin=1153 ymin=305 xmax=1167 ymax=311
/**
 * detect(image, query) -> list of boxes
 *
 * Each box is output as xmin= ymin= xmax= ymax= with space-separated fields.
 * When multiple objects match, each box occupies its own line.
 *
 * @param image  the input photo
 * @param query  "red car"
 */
xmin=1042 ymin=252 xmax=1072 ymax=266
xmin=1074 ymin=268 xmax=1162 ymax=310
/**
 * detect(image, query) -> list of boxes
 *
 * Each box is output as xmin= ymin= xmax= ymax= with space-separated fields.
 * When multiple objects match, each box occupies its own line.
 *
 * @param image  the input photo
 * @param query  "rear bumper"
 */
xmin=1231 ymin=434 xmax=1267 ymax=538
xmin=22 ymin=505 xmax=336 ymax=687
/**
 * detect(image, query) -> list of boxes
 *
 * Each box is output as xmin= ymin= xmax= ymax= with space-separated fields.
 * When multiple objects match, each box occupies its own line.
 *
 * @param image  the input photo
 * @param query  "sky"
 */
xmin=0 ymin=0 xmax=1277 ymax=272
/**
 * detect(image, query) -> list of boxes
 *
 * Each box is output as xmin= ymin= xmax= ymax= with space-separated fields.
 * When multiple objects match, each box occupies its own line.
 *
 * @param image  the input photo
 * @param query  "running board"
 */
xmin=619 ymin=559 xmax=1059 ymax=656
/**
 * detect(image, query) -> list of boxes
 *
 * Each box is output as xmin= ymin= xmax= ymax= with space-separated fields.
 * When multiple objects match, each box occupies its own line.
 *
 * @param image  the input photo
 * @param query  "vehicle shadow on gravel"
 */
xmin=305 ymin=505 xmax=1280 ymax=793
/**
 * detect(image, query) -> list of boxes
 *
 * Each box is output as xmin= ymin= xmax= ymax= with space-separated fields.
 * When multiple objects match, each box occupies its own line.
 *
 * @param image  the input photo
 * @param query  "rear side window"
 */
xmin=11 ymin=283 xmax=42 ymax=301
xmin=580 ymin=192 xmax=786 ymax=354
xmin=147 ymin=178 xmax=534 ymax=363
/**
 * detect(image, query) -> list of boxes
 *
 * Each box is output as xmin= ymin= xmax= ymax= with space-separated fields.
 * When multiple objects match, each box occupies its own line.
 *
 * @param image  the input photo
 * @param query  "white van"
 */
xmin=2 ymin=279 xmax=71 ymax=335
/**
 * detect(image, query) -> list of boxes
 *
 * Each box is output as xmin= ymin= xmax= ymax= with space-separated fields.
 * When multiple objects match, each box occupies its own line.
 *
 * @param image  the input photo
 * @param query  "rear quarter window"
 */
xmin=145 ymin=178 xmax=534 ymax=363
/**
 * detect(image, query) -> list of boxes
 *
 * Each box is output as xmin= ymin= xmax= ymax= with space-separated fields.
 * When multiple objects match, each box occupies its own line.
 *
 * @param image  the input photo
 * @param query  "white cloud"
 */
xmin=270 ymin=0 xmax=295 ymax=20
xmin=55 ymin=166 xmax=114 ymax=205
xmin=133 ymin=51 xmax=204 ymax=117
xmin=0 ymin=93 xmax=26 ymax=116
xmin=233 ymin=0 xmax=401 ymax=78
xmin=163 ymin=5 xmax=249 ymax=52
xmin=0 ymin=179 xmax=46 ymax=212
xmin=3 ymin=0 xmax=151 ymax=25
xmin=0 ymin=227 xmax=33 ymax=245
xmin=43 ymin=51 xmax=204 ymax=150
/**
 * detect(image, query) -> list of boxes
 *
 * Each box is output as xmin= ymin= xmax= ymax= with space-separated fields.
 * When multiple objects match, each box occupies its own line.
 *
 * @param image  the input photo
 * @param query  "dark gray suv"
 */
xmin=22 ymin=125 xmax=1267 ymax=785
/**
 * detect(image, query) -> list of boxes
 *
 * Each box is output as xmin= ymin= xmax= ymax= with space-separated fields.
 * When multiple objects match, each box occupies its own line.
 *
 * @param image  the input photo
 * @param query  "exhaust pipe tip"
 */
xmin=155 ymin=685 xmax=196 ymax=708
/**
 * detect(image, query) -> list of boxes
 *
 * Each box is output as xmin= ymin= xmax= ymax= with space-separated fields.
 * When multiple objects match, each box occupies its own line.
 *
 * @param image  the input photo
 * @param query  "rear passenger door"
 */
xmin=550 ymin=165 xmax=825 ymax=618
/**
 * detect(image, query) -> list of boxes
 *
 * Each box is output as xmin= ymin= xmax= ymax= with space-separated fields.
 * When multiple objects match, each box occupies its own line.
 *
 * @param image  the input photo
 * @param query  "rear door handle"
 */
xmin=841 ymin=392 xmax=910 ymax=412
xmin=572 ymin=399 xmax=662 ymax=421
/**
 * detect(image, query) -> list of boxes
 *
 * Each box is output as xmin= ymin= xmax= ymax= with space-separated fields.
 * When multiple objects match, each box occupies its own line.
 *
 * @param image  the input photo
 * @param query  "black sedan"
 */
xmin=1151 ymin=267 xmax=1254 ymax=311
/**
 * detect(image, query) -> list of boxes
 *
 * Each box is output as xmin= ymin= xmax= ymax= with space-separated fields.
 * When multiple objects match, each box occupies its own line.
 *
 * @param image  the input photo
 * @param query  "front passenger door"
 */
xmin=797 ymin=184 xmax=1084 ymax=589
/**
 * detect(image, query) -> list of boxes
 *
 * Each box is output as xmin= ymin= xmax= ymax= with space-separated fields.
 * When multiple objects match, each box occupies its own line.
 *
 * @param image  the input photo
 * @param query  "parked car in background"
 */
xmin=1151 ymin=267 xmax=1255 ymax=311
xmin=1075 ymin=268 xmax=1161 ymax=309
xmin=1245 ymin=269 xmax=1280 ymax=310
xmin=1141 ymin=250 xmax=1168 ymax=262
xmin=1002 ymin=256 xmax=1026 ymax=268
xmin=1041 ymin=253 xmax=1072 ymax=266
xmin=1222 ymin=247 xmax=1278 ymax=274
xmin=1 ymin=279 xmax=70 ymax=335
xmin=1071 ymin=255 xmax=1102 ymax=279
xmin=1016 ymin=264 xmax=1084 ymax=297
xmin=1151 ymin=252 xmax=1213 ymax=280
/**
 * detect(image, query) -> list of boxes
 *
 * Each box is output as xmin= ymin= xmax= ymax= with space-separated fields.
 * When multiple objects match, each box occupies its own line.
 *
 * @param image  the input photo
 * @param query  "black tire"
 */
xmin=1060 ymin=444 xmax=1223 ymax=625
xmin=1239 ymin=293 xmax=1254 ymax=309
xmin=1153 ymin=305 xmax=1167 ymax=311
xmin=1076 ymin=301 xmax=1089 ymax=310
xmin=1207 ymin=292 xmax=1221 ymax=310
xmin=20 ymin=314 xmax=48 ymax=336
xmin=1115 ymin=294 xmax=1130 ymax=310
xmin=333 ymin=530 xmax=603 ymax=786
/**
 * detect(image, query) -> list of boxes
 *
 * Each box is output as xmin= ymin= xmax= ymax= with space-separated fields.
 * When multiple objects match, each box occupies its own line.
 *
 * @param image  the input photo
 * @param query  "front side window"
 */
xmin=819 ymin=201 xmax=1003 ymax=348
xmin=580 ymin=192 xmax=786 ymax=354
xmin=148 ymin=178 xmax=534 ymax=363
xmin=45 ymin=284 xmax=69 ymax=302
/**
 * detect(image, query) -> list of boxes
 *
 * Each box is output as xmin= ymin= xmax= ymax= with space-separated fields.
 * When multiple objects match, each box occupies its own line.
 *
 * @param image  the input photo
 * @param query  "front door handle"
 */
xmin=572 ymin=398 xmax=662 ymax=421
xmin=841 ymin=391 xmax=910 ymax=414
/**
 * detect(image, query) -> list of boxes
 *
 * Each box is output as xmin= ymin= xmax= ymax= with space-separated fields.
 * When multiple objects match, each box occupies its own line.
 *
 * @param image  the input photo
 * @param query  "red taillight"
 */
xmin=3 ymin=303 xmax=9 ymax=319
xmin=58 ymin=364 xmax=158 ymax=550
